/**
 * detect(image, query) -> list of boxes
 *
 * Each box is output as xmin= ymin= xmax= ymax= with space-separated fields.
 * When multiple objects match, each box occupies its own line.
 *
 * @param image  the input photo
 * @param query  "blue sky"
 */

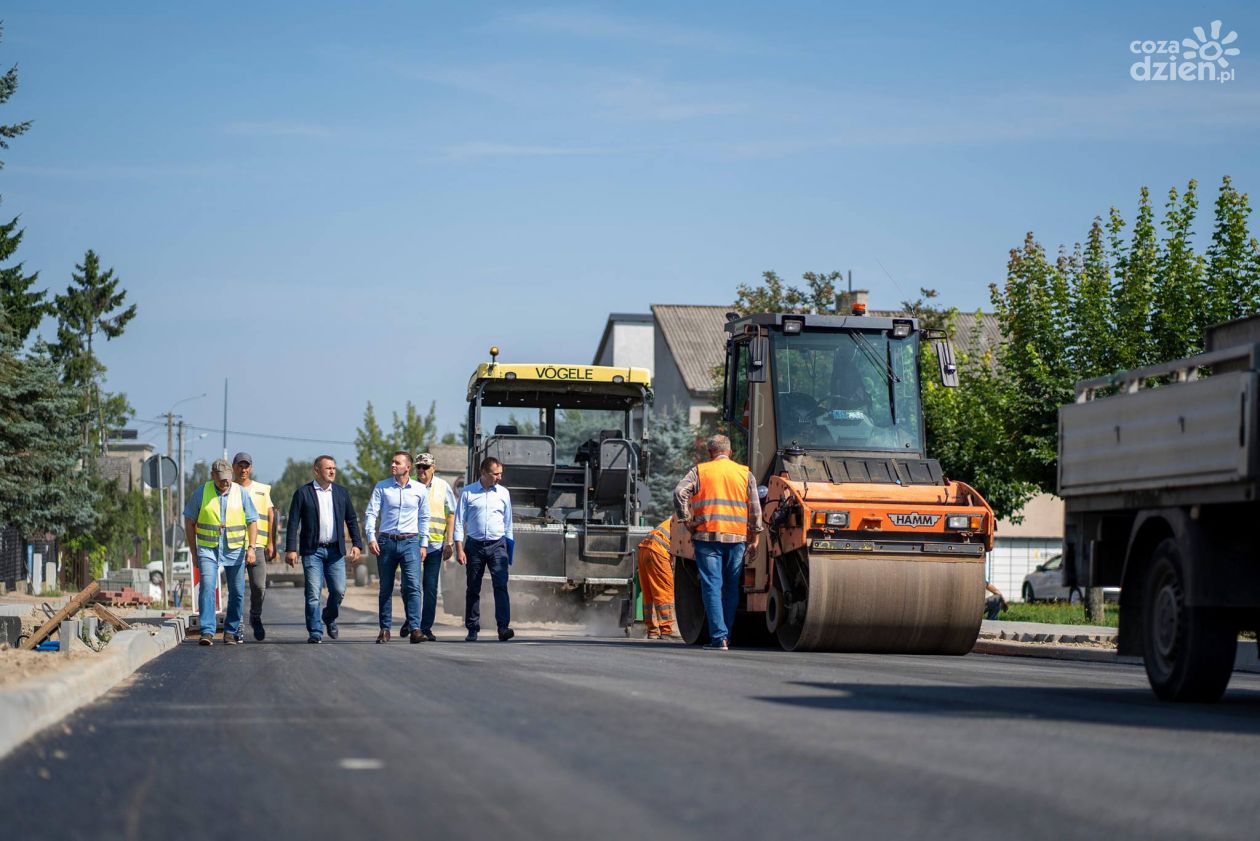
xmin=3 ymin=1 xmax=1259 ymax=478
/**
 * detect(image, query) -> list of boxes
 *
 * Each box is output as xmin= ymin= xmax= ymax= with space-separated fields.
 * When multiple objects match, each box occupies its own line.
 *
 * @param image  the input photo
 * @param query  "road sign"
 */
xmin=142 ymin=455 xmax=179 ymax=489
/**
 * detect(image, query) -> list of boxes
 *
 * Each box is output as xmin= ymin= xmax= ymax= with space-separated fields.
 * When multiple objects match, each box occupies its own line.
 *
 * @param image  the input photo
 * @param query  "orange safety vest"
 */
xmin=693 ymin=458 xmax=751 ymax=537
xmin=638 ymin=517 xmax=672 ymax=561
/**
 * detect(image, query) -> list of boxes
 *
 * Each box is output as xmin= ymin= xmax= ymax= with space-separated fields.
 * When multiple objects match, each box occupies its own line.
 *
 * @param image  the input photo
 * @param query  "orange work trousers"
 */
xmin=637 ymin=546 xmax=675 ymax=636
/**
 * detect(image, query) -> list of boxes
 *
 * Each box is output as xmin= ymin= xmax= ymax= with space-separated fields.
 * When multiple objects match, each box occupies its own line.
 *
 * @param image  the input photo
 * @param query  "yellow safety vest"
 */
xmin=427 ymin=476 xmax=452 ymax=544
xmin=243 ymin=481 xmax=274 ymax=549
xmin=693 ymin=458 xmax=751 ymax=538
xmin=195 ymin=482 xmax=247 ymax=550
xmin=638 ymin=517 xmax=672 ymax=561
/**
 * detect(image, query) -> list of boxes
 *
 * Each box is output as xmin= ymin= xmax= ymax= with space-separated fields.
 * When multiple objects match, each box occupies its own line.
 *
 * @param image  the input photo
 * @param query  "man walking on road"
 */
xmin=454 ymin=456 xmax=514 ymax=642
xmin=232 ymin=452 xmax=277 ymax=641
xmin=637 ymin=516 xmax=677 ymax=639
xmin=285 ymin=455 xmax=363 ymax=644
xmin=184 ymin=458 xmax=260 ymax=646
xmin=364 ymin=451 xmax=430 ymax=644
xmin=416 ymin=452 xmax=456 ymax=641
xmin=673 ymin=434 xmax=762 ymax=651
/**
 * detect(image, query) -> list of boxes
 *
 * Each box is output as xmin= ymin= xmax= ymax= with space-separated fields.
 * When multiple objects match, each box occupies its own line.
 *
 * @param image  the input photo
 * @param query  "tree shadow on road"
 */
xmin=754 ymin=681 xmax=1260 ymax=735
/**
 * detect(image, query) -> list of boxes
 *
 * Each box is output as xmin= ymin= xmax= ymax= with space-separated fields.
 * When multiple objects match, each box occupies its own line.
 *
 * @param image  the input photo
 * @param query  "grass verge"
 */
xmin=1000 ymin=601 xmax=1119 ymax=628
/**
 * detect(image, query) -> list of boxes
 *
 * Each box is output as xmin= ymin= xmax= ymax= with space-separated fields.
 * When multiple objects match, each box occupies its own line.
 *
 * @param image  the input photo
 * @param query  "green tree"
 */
xmin=1069 ymin=219 xmax=1116 ymax=377
xmin=52 ymin=249 xmax=137 ymax=454
xmin=343 ymin=400 xmax=440 ymax=511
xmin=1151 ymin=181 xmax=1205 ymax=361
xmin=0 ymin=310 xmax=95 ymax=539
xmin=268 ymin=457 xmax=316 ymax=522
xmin=734 ymin=270 xmax=843 ymax=315
xmin=0 ymin=26 xmax=42 ymax=345
xmin=1204 ymin=175 xmax=1260 ymax=329
xmin=643 ymin=405 xmax=701 ymax=522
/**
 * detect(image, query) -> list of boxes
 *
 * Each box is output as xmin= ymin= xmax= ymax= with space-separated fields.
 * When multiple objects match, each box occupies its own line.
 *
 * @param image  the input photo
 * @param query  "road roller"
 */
xmin=672 ymin=308 xmax=996 ymax=652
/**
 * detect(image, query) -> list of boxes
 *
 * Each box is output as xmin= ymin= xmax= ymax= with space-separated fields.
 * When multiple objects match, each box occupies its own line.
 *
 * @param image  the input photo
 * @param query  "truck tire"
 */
xmin=1141 ymin=538 xmax=1236 ymax=702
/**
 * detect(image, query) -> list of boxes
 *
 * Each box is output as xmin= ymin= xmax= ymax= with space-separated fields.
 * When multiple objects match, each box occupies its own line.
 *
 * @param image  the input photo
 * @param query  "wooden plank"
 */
xmin=90 ymin=603 xmax=132 ymax=631
xmin=19 ymin=581 xmax=100 ymax=650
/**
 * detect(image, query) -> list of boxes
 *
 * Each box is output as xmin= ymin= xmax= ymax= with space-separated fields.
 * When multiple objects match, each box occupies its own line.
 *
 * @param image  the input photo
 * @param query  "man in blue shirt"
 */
xmin=364 ymin=450 xmax=430 ymax=644
xmin=183 ymin=458 xmax=260 ymax=646
xmin=454 ymin=456 xmax=514 ymax=642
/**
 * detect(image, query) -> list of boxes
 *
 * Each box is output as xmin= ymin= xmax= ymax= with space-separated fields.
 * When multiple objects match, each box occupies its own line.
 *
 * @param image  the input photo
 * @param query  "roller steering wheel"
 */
xmin=780 ymin=392 xmax=824 ymax=424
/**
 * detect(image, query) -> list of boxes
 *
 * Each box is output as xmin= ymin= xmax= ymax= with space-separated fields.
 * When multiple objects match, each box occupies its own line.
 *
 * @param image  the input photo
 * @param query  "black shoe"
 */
xmin=307 ymin=636 xmax=322 ymax=644
xmin=422 ymin=630 xmax=436 ymax=642
xmin=399 ymin=624 xmax=411 ymax=637
xmin=498 ymin=629 xmax=515 ymax=642
xmin=251 ymin=617 xmax=265 ymax=641
xmin=326 ymin=622 xmax=339 ymax=640
xmin=465 ymin=631 xmax=478 ymax=642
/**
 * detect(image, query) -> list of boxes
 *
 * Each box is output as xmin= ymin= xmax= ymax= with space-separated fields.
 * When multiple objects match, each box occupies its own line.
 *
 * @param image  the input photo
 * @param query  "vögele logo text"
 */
xmin=1130 ymin=19 xmax=1240 ymax=83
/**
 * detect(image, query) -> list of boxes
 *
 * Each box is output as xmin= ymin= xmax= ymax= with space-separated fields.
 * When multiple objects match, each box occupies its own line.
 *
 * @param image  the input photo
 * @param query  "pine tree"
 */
xmin=0 ymin=25 xmax=42 ymax=344
xmin=0 ymin=309 xmax=96 ymax=538
xmin=643 ymin=406 xmax=701 ymax=522
xmin=344 ymin=400 xmax=440 ymax=511
xmin=51 ymin=249 xmax=137 ymax=453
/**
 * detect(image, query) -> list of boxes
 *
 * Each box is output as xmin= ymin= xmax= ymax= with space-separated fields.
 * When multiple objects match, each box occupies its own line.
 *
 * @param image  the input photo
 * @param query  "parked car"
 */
xmin=1022 ymin=554 xmax=1119 ymax=603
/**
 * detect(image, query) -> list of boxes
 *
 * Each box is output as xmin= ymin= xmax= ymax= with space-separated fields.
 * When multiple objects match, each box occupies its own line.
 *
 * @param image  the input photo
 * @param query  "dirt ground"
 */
xmin=0 ymin=604 xmax=161 ymax=688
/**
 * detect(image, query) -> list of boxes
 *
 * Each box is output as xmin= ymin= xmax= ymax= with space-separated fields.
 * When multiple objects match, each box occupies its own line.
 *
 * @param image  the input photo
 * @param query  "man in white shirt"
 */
xmin=454 ymin=456 xmax=514 ymax=642
xmin=364 ymin=451 xmax=430 ymax=644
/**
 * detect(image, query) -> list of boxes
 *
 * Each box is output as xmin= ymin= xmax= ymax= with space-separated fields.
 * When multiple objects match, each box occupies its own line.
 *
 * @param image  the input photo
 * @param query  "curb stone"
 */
xmin=0 ymin=615 xmax=187 ymax=761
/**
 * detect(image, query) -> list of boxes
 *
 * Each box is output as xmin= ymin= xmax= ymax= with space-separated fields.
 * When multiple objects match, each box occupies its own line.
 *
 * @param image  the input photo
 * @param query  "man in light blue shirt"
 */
xmin=364 ymin=450 xmax=430 ymax=644
xmin=183 ymin=458 xmax=259 ymax=645
xmin=454 ymin=456 xmax=514 ymax=642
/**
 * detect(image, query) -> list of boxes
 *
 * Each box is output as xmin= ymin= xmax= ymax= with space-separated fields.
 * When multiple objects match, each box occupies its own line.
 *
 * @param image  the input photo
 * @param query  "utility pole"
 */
xmin=166 ymin=411 xmax=176 ymax=551
xmin=223 ymin=378 xmax=229 ymax=459
xmin=177 ymin=419 xmax=186 ymax=555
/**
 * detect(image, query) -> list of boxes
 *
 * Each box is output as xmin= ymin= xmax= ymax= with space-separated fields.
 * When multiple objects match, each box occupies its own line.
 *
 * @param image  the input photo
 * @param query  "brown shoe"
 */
xmin=376 ymin=629 xmax=390 ymax=644
xmin=409 ymin=630 xmax=424 ymax=644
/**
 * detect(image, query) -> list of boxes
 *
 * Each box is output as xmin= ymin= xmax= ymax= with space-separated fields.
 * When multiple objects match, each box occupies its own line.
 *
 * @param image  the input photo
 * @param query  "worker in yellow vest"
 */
xmin=637 ymin=516 xmax=677 ymax=639
xmin=183 ymin=458 xmax=260 ymax=646
xmin=233 ymin=452 xmax=277 ymax=642
xmin=673 ymin=434 xmax=763 ymax=651
xmin=413 ymin=452 xmax=456 ymax=640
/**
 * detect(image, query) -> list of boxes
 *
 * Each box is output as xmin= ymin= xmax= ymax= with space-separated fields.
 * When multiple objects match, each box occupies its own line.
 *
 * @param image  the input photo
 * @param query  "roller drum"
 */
xmin=781 ymin=554 xmax=985 ymax=654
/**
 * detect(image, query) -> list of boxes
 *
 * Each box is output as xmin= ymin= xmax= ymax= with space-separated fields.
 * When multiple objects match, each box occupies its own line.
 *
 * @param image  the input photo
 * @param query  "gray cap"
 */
xmin=416 ymin=452 xmax=435 ymax=467
xmin=232 ymin=451 xmax=253 ymax=466
xmin=211 ymin=458 xmax=233 ymax=480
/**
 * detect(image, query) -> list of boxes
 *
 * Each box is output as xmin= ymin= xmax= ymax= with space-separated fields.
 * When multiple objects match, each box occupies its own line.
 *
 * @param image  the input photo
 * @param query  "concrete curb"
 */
xmin=972 ymin=637 xmax=1260 ymax=674
xmin=0 ymin=615 xmax=187 ymax=761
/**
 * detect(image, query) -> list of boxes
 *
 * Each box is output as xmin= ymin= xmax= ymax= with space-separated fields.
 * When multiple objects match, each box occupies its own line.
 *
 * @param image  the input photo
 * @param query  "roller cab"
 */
xmin=672 ymin=311 xmax=995 ymax=652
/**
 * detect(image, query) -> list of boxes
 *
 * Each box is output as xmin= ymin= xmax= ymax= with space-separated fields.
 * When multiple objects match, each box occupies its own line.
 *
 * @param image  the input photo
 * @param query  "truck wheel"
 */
xmin=673 ymin=556 xmax=708 ymax=646
xmin=1141 ymin=538 xmax=1236 ymax=702
xmin=1022 ymin=583 xmax=1035 ymax=603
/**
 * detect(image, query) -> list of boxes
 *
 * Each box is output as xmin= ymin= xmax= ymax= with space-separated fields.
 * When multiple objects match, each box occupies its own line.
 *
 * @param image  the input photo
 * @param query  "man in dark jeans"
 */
xmin=285 ymin=455 xmax=363 ymax=643
xmin=454 ymin=457 xmax=514 ymax=642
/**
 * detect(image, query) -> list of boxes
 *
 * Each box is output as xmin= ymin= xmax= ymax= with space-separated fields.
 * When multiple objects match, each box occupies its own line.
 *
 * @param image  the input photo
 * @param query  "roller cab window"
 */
xmin=771 ymin=330 xmax=923 ymax=453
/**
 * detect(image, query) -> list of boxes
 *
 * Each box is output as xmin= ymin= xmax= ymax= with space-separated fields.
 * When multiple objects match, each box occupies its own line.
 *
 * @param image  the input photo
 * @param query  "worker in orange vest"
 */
xmin=637 ymin=517 xmax=677 ymax=639
xmin=673 ymin=434 xmax=763 ymax=651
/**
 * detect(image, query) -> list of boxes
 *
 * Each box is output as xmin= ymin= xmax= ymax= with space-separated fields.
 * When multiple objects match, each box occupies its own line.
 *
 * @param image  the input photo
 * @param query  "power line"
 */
xmin=182 ymin=424 xmax=354 ymax=446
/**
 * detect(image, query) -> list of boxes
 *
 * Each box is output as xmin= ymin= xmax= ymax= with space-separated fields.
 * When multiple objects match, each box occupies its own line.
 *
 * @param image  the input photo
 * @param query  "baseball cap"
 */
xmin=416 ymin=452 xmax=435 ymax=467
xmin=211 ymin=458 xmax=233 ymax=480
xmin=232 ymin=451 xmax=253 ymax=465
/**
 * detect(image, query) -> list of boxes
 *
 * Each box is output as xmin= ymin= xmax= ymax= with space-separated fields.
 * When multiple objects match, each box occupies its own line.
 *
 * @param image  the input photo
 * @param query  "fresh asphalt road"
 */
xmin=3 ymin=588 xmax=1260 ymax=841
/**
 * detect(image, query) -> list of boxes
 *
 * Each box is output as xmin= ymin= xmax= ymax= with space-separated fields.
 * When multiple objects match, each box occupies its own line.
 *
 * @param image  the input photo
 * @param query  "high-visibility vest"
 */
xmin=243 ymin=481 xmax=273 ymax=549
xmin=195 ymin=482 xmax=247 ymax=550
xmin=427 ymin=476 xmax=452 ymax=544
xmin=693 ymin=458 xmax=751 ymax=537
xmin=638 ymin=517 xmax=672 ymax=561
